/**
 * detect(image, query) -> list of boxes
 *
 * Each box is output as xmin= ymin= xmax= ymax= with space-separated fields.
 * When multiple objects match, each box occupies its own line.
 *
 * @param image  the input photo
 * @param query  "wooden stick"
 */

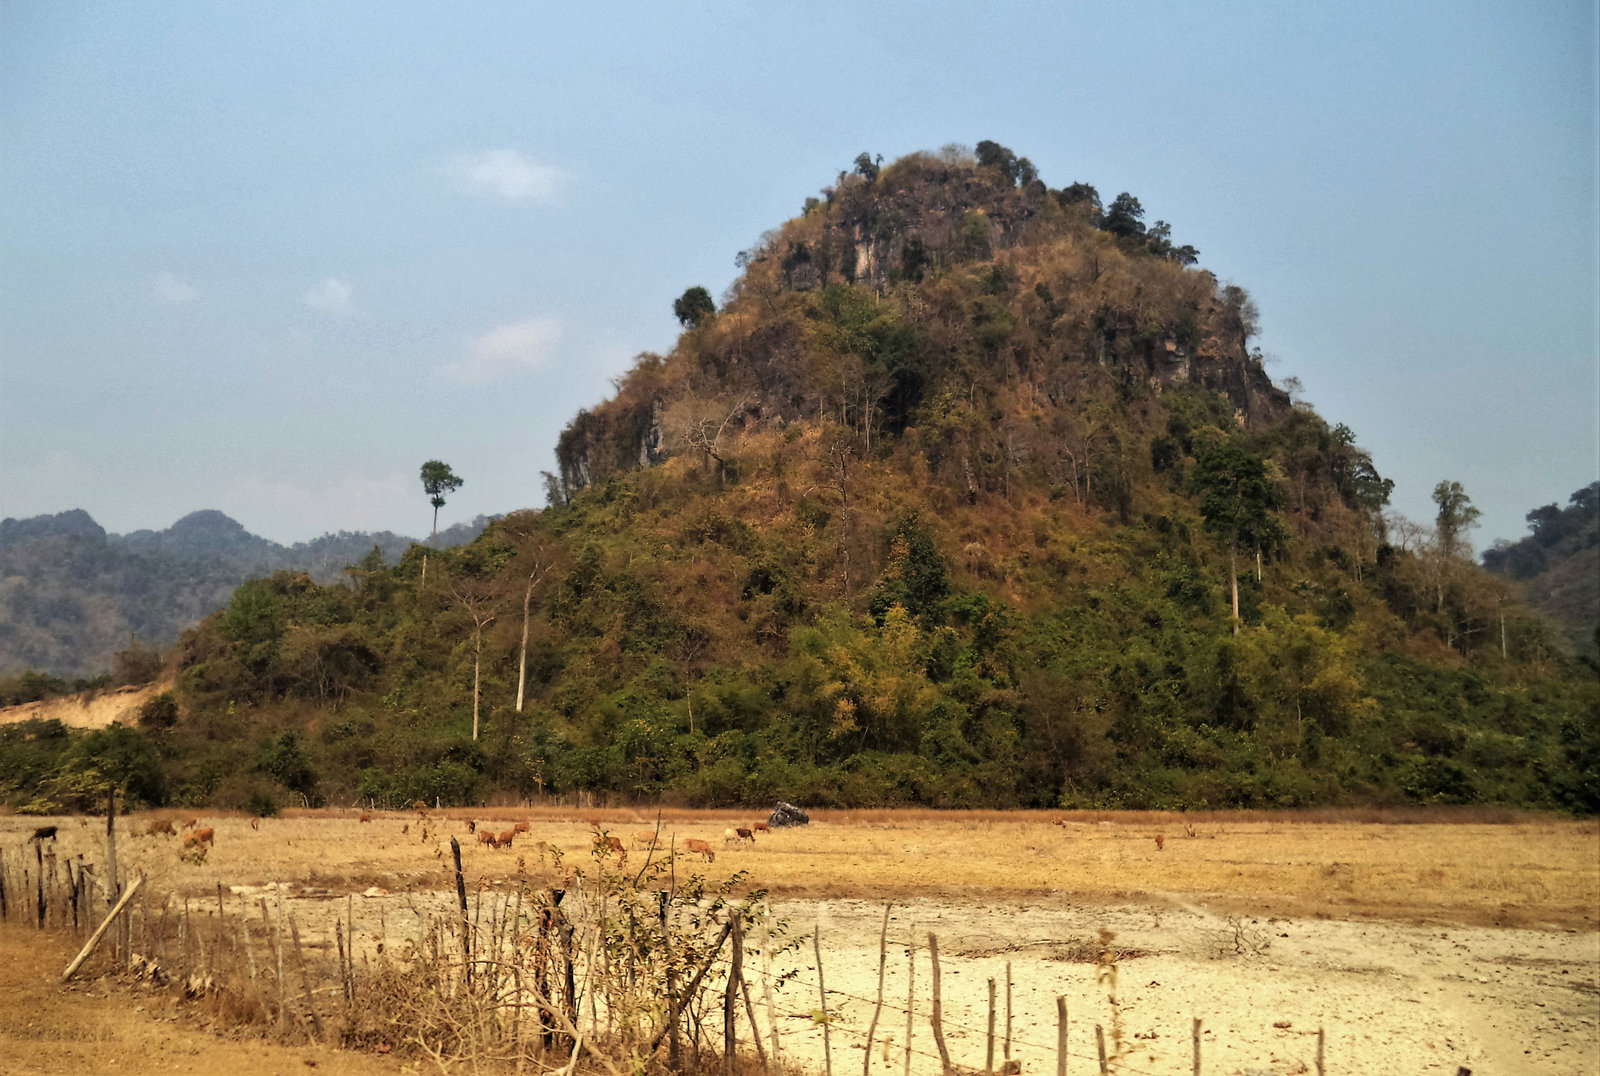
xmin=1055 ymin=996 xmax=1067 ymax=1076
xmin=736 ymin=919 xmax=768 ymax=1072
xmin=1192 ymin=1017 xmax=1201 ymax=1076
xmin=451 ymin=837 xmax=471 ymax=988
xmin=928 ymin=932 xmax=951 ymax=1074
xmin=815 ymin=926 xmax=833 ymax=1076
xmin=1004 ymin=962 xmax=1013 ymax=1061
xmin=763 ymin=914 xmax=781 ymax=1067
xmin=724 ymin=911 xmax=738 ymax=1074
xmin=1316 ymin=1026 xmax=1325 ymax=1076
xmin=1095 ymin=1024 xmax=1107 ymax=1075
xmin=290 ymin=915 xmax=323 ymax=1042
xmin=273 ymin=890 xmax=287 ymax=1029
xmin=35 ymin=840 xmax=45 ymax=930
xmin=904 ymin=930 xmax=915 ymax=1076
xmin=986 ymin=977 xmax=997 ymax=1073
xmin=106 ymin=786 xmax=120 ymax=962
xmin=864 ymin=903 xmax=891 ymax=1076
xmin=61 ymin=874 xmax=143 ymax=981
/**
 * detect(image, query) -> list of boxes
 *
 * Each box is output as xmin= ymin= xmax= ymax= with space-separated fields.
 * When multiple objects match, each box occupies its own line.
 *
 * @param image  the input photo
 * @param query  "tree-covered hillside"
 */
xmin=1483 ymin=483 xmax=1600 ymax=662
xmin=7 ymin=146 xmax=1594 ymax=816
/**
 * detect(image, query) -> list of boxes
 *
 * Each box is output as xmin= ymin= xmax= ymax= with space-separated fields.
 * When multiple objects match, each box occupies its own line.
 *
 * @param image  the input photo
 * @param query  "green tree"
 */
xmin=673 ymin=286 xmax=716 ymax=329
xmin=1432 ymin=480 xmax=1481 ymax=559
xmin=1194 ymin=440 xmax=1285 ymax=632
xmin=420 ymin=460 xmax=464 ymax=547
xmin=1103 ymin=193 xmax=1146 ymax=238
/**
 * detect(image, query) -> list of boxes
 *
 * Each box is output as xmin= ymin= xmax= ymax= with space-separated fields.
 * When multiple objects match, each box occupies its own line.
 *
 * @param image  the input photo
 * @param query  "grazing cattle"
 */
xmin=604 ymin=835 xmax=625 ymax=856
xmin=402 ymin=823 xmax=410 ymax=834
xmin=632 ymin=830 xmax=660 ymax=850
xmin=684 ymin=839 xmax=715 ymax=863
xmin=29 ymin=825 xmax=58 ymax=842
xmin=467 ymin=819 xmax=477 ymax=834
xmin=513 ymin=821 xmax=530 ymax=834
xmin=478 ymin=829 xmax=496 ymax=848
xmin=181 ymin=818 xmax=200 ymax=832
xmin=249 ymin=818 xmax=261 ymax=831
xmin=146 ymin=820 xmax=176 ymax=837
xmin=1154 ymin=834 xmax=1165 ymax=851
xmin=752 ymin=822 xmax=770 ymax=834
xmin=735 ymin=827 xmax=755 ymax=844
xmin=1053 ymin=818 xmax=1067 ymax=828
xmin=496 ymin=829 xmax=516 ymax=849
xmin=412 ymin=800 xmax=429 ymax=810
xmin=359 ymin=813 xmax=373 ymax=824
xmin=184 ymin=827 xmax=215 ymax=849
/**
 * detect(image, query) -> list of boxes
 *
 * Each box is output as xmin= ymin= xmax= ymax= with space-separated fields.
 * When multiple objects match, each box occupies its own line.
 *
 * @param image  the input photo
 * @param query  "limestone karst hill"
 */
xmin=6 ymin=145 xmax=1594 ymax=816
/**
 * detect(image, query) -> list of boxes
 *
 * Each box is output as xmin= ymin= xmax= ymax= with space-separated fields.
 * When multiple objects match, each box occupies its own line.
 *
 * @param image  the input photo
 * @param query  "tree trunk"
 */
xmin=1230 ymin=548 xmax=1240 ymax=635
xmin=432 ymin=504 xmax=439 ymax=548
xmin=516 ymin=582 xmax=533 ymax=712
xmin=472 ymin=636 xmax=482 ymax=741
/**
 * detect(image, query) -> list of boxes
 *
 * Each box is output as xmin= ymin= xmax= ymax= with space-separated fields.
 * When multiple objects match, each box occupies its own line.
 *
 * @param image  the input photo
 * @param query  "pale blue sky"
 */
xmin=2 ymin=1 xmax=1595 ymax=549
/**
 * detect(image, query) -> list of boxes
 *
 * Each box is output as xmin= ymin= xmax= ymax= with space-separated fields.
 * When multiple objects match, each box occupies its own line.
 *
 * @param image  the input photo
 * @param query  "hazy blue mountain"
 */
xmin=0 ymin=509 xmax=498 ymax=678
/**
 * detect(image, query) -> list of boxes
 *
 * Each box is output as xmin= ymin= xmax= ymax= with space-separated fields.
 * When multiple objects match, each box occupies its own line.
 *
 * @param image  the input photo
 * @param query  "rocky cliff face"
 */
xmin=553 ymin=147 xmax=1292 ymax=502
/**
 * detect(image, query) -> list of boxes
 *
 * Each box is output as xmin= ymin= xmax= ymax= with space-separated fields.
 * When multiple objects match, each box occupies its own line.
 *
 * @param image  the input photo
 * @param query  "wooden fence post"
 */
xmin=1004 ymin=961 xmax=1013 ymax=1061
xmin=451 ymin=837 xmax=470 ymax=988
xmin=986 ymin=977 xmax=997 ymax=1072
xmin=1192 ymin=1017 xmax=1201 ymax=1075
xmin=815 ymin=926 xmax=833 ymax=1076
xmin=1055 ymin=996 xmax=1067 ymax=1076
xmin=864 ymin=903 xmax=890 ymax=1076
xmin=1317 ymin=1026 xmax=1325 ymax=1076
xmin=724 ymin=911 xmax=738 ymax=1074
xmin=1095 ymin=1024 xmax=1107 ymax=1075
xmin=928 ymin=932 xmax=951 ymax=1074
xmin=904 ymin=930 xmax=915 ymax=1076
xmin=60 ymin=874 xmax=143 ymax=982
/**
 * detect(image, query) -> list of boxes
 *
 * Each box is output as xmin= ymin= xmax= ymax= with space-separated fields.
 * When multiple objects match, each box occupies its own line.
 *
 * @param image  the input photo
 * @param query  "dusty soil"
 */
xmin=0 ymin=684 xmax=158 ymax=730
xmin=0 ymin=929 xmax=402 ymax=1075
xmin=2 ymin=809 xmax=1596 ymax=1075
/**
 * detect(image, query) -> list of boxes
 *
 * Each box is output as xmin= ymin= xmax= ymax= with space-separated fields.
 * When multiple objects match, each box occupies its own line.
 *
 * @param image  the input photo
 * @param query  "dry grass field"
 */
xmin=2 ymin=807 xmax=1596 ymax=1075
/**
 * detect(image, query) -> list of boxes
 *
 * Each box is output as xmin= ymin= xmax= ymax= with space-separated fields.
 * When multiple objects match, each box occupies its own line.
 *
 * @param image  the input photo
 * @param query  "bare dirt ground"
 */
xmin=0 ymin=684 xmax=158 ymax=730
xmin=2 ymin=808 xmax=1596 ymax=1075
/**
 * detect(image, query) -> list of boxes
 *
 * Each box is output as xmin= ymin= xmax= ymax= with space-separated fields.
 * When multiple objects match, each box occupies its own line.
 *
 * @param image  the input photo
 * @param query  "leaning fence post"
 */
xmin=60 ymin=873 xmax=143 ymax=982
xmin=1055 ymin=996 xmax=1067 ymax=1076
xmin=1192 ymin=1017 xmax=1201 ymax=1075
xmin=928 ymin=932 xmax=951 ymax=1074
xmin=1095 ymin=1024 xmax=1107 ymax=1075
xmin=290 ymin=914 xmax=324 ymax=1043
xmin=451 ymin=837 xmax=470 ymax=988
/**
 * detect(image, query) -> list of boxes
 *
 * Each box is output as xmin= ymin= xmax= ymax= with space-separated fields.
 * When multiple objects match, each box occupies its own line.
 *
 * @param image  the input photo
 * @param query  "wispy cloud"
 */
xmin=442 ymin=149 xmax=568 ymax=202
xmin=304 ymin=276 xmax=356 ymax=315
xmin=444 ymin=317 xmax=564 ymax=383
xmin=152 ymin=272 xmax=197 ymax=304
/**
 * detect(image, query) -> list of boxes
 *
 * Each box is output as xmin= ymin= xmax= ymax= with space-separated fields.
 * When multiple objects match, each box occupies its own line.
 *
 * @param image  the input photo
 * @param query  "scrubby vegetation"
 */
xmin=8 ymin=145 xmax=1595 ymax=815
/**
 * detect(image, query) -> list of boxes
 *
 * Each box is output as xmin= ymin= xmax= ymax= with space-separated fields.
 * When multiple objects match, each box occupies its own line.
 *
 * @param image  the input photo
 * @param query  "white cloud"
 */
xmin=444 ymin=317 xmax=564 ymax=383
xmin=304 ymin=276 xmax=356 ymax=315
xmin=442 ymin=149 xmax=568 ymax=202
xmin=152 ymin=272 xmax=197 ymax=304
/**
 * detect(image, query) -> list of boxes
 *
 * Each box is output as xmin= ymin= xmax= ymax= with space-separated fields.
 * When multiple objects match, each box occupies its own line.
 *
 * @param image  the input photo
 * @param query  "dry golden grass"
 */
xmin=7 ymin=806 xmax=1594 ymax=931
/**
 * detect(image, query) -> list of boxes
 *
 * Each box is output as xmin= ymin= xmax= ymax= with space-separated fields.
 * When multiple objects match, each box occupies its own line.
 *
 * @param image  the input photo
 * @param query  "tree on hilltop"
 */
xmin=420 ymin=460 xmax=463 ymax=548
xmin=673 ymin=286 xmax=716 ymax=329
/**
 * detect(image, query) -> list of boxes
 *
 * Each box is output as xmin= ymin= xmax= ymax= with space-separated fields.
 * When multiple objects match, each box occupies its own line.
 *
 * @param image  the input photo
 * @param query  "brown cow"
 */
xmin=513 ymin=821 xmax=530 ymax=834
xmin=146 ymin=820 xmax=176 ymax=837
xmin=735 ymin=827 xmax=755 ymax=844
xmin=632 ymin=830 xmax=660 ymax=850
xmin=478 ymin=829 xmax=496 ymax=848
xmin=249 ymin=817 xmax=261 ymax=831
xmin=183 ymin=827 xmax=215 ymax=849
xmin=752 ymin=821 xmax=771 ymax=834
xmin=496 ymin=829 xmax=516 ymax=849
xmin=684 ymin=838 xmax=716 ymax=863
xmin=29 ymin=825 xmax=58 ymax=842
xmin=359 ymin=813 xmax=373 ymax=823
xmin=1154 ymin=834 xmax=1165 ymax=851
xmin=181 ymin=818 xmax=200 ymax=832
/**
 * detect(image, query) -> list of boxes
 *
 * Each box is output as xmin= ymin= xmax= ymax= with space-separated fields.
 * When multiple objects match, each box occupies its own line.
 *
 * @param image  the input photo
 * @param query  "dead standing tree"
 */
xmin=447 ymin=575 xmax=501 ymax=741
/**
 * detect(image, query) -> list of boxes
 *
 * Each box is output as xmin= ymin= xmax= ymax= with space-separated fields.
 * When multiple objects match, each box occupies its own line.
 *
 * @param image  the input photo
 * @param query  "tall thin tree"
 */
xmin=420 ymin=460 xmax=464 ymax=547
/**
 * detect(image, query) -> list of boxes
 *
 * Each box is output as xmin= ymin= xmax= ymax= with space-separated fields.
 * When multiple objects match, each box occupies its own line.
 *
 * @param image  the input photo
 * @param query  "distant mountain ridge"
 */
xmin=0 ymin=509 xmax=495 ymax=678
